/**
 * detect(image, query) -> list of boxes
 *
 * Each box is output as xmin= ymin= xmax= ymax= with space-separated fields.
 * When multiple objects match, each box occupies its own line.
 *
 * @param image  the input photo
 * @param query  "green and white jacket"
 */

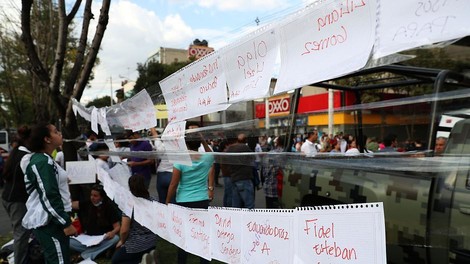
xmin=21 ymin=153 xmax=72 ymax=229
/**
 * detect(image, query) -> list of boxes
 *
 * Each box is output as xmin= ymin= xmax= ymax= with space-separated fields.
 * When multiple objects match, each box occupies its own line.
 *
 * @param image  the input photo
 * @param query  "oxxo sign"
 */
xmin=268 ymin=96 xmax=290 ymax=116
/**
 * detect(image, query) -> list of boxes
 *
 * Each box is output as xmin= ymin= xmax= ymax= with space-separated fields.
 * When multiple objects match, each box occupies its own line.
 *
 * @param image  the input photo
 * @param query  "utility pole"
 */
xmin=110 ymin=76 xmax=113 ymax=106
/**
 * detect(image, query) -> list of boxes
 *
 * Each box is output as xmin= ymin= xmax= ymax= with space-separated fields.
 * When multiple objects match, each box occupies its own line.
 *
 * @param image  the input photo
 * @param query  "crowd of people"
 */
xmin=0 ymin=121 xmax=448 ymax=264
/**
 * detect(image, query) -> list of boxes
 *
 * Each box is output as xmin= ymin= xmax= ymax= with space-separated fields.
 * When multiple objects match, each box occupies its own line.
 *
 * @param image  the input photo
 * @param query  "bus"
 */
xmin=277 ymin=65 xmax=470 ymax=263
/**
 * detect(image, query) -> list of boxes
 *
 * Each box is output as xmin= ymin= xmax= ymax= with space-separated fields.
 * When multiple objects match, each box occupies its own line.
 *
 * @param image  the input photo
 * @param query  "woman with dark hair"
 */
xmin=70 ymin=184 xmax=120 ymax=261
xmin=112 ymin=174 xmax=157 ymax=264
xmin=2 ymin=125 xmax=33 ymax=264
xmin=21 ymin=123 xmax=77 ymax=263
xmin=166 ymin=138 xmax=214 ymax=264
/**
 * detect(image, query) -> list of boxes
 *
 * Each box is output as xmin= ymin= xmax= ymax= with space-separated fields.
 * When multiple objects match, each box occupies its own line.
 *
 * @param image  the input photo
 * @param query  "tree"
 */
xmin=85 ymin=96 xmax=114 ymax=108
xmin=20 ymin=0 xmax=111 ymax=161
xmin=0 ymin=7 xmax=35 ymax=128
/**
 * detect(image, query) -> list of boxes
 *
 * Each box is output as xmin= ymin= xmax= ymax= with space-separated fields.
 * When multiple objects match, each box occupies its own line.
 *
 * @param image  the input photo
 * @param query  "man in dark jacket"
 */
xmin=224 ymin=133 xmax=255 ymax=209
xmin=2 ymin=126 xmax=32 ymax=264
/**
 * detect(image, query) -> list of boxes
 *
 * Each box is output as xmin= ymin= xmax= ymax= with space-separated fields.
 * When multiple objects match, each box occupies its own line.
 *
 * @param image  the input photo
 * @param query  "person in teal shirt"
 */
xmin=166 ymin=138 xmax=214 ymax=264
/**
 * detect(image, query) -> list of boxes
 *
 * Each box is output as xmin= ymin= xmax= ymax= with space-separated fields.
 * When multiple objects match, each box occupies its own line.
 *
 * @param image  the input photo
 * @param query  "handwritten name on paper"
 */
xmin=189 ymin=213 xmax=209 ymax=244
xmin=172 ymin=211 xmax=184 ymax=239
xmin=237 ymin=40 xmax=267 ymax=80
xmin=302 ymin=0 xmax=367 ymax=56
xmin=214 ymin=214 xmax=241 ymax=257
xmin=187 ymin=212 xmax=211 ymax=260
xmin=317 ymin=0 xmax=366 ymax=32
xmin=304 ymin=218 xmax=357 ymax=261
xmin=157 ymin=209 xmax=167 ymax=230
xmin=190 ymin=59 xmax=219 ymax=83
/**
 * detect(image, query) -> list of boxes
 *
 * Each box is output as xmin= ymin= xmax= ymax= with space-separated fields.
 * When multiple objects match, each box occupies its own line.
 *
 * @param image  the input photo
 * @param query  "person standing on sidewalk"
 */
xmin=224 ymin=133 xmax=255 ymax=209
xmin=21 ymin=123 xmax=76 ymax=263
xmin=2 ymin=126 xmax=32 ymax=264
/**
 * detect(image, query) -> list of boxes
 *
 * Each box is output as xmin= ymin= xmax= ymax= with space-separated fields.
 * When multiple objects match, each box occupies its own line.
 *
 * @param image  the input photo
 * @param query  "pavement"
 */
xmin=0 ymin=174 xmax=266 ymax=237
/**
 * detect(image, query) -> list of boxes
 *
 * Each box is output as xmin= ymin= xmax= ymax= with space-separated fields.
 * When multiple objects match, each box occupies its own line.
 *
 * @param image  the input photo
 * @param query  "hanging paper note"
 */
xmin=293 ymin=203 xmax=386 ymax=264
xmin=154 ymin=202 xmax=171 ymax=241
xmin=375 ymin=0 xmax=470 ymax=58
xmin=121 ymin=90 xmax=157 ymax=131
xmin=275 ymin=0 xmax=376 ymax=94
xmin=168 ymin=204 xmax=188 ymax=250
xmin=223 ymin=26 xmax=278 ymax=103
xmin=184 ymin=209 xmax=212 ymax=261
xmin=66 ymin=161 xmax=97 ymax=185
xmin=209 ymin=207 xmax=243 ymax=264
xmin=161 ymin=121 xmax=192 ymax=166
xmin=160 ymin=51 xmax=230 ymax=123
xmin=241 ymin=209 xmax=295 ymax=264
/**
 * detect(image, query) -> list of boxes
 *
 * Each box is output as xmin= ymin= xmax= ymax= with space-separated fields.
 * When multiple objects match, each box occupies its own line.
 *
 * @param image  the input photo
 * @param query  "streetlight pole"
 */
xmin=110 ymin=76 xmax=113 ymax=106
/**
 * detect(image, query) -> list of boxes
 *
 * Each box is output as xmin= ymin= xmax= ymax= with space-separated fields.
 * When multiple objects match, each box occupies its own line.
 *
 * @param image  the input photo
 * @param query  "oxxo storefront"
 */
xmin=254 ymin=90 xmax=417 ymax=138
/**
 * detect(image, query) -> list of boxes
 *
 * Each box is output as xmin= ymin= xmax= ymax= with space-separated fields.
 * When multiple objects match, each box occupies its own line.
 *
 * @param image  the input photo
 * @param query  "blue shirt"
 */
xmin=174 ymin=154 xmax=214 ymax=203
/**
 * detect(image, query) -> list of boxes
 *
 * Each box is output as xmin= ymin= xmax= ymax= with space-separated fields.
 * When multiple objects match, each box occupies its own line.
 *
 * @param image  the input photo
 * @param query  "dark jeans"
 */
xmin=223 ymin=177 xmax=232 ymax=207
xmin=156 ymin=171 xmax=173 ymax=203
xmin=232 ymin=179 xmax=255 ymax=209
xmin=176 ymin=200 xmax=209 ymax=264
xmin=214 ymin=163 xmax=221 ymax=184
xmin=265 ymin=197 xmax=281 ymax=209
xmin=2 ymin=200 xmax=31 ymax=264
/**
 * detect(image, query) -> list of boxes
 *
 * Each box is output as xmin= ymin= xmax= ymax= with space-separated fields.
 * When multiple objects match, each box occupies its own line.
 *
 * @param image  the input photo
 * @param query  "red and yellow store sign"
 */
xmin=255 ymin=95 xmax=291 ymax=118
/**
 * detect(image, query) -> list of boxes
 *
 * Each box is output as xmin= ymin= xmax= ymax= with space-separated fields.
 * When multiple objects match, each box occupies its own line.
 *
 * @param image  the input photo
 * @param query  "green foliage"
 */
xmin=0 ymin=26 xmax=34 ymax=128
xmin=85 ymin=96 xmax=114 ymax=108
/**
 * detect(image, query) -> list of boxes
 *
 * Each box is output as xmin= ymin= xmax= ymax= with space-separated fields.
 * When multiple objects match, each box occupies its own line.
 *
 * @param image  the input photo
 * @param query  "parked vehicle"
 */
xmin=279 ymin=65 xmax=470 ymax=263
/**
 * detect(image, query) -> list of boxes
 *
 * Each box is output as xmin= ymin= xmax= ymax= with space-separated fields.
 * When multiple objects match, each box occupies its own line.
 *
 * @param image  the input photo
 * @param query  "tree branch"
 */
xmin=66 ymin=0 xmax=82 ymax=22
xmin=73 ymin=0 xmax=110 ymax=101
xmin=65 ymin=0 xmax=91 ymax=96
xmin=49 ymin=0 xmax=68 ymax=118
xmin=20 ymin=0 xmax=50 ymax=87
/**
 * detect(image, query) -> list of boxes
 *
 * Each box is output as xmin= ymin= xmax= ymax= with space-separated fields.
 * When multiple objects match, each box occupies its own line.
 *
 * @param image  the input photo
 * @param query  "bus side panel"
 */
xmin=282 ymin=159 xmax=437 ymax=263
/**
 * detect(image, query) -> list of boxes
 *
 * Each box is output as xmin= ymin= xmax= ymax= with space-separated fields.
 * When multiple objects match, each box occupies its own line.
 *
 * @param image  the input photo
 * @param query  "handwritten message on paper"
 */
xmin=375 ymin=0 xmax=470 ymax=58
xmin=209 ymin=208 xmax=242 ymax=264
xmin=98 ymin=108 xmax=111 ymax=136
xmin=160 ymin=51 xmax=230 ymax=123
xmin=133 ymin=197 xmax=159 ymax=234
xmin=108 ymin=163 xmax=131 ymax=188
xmin=223 ymin=28 xmax=278 ymax=102
xmin=241 ymin=209 xmax=294 ymax=264
xmin=275 ymin=0 xmax=376 ymax=94
xmin=97 ymin=164 xmax=389 ymax=264
xmin=121 ymin=90 xmax=157 ymax=131
xmin=66 ymin=161 xmax=96 ymax=185
xmin=104 ymin=139 xmax=122 ymax=163
xmin=113 ymin=185 xmax=134 ymax=217
xmin=97 ymin=167 xmax=117 ymax=200
xmin=185 ymin=209 xmax=211 ymax=261
xmin=161 ymin=121 xmax=192 ymax=166
xmin=294 ymin=204 xmax=386 ymax=264
xmin=106 ymin=109 xmax=130 ymax=130
xmin=168 ymin=204 xmax=187 ymax=250
xmin=155 ymin=202 xmax=171 ymax=241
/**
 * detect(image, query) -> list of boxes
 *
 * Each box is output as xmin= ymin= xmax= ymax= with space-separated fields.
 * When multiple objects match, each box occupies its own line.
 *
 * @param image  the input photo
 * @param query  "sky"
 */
xmin=79 ymin=0 xmax=312 ymax=103
xmin=0 ymin=0 xmax=312 ymax=103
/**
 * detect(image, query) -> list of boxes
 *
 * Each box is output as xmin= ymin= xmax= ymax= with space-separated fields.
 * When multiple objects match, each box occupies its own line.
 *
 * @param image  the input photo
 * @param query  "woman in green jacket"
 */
xmin=21 ymin=123 xmax=76 ymax=263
